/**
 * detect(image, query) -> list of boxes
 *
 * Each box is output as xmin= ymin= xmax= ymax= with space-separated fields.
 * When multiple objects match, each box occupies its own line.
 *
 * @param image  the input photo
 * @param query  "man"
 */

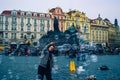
xmin=38 ymin=42 xmax=55 ymax=80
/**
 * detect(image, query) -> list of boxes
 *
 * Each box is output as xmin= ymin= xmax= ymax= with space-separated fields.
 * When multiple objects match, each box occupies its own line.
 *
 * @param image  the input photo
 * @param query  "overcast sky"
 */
xmin=0 ymin=0 xmax=120 ymax=25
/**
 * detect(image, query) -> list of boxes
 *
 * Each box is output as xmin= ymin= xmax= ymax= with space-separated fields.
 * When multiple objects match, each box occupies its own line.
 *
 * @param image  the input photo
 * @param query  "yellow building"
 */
xmin=64 ymin=10 xmax=91 ymax=41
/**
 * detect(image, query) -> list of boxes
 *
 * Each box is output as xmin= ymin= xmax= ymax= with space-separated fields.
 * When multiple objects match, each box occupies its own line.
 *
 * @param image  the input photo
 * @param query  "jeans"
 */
xmin=38 ymin=65 xmax=52 ymax=80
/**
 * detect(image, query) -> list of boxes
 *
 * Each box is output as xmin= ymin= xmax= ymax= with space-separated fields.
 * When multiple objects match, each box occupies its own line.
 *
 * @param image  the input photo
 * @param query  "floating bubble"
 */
xmin=9 ymin=56 xmax=15 ymax=60
xmin=83 ymin=62 xmax=90 ymax=66
xmin=8 ymin=69 xmax=12 ymax=75
xmin=52 ymin=65 xmax=59 ymax=74
xmin=77 ymin=66 xmax=85 ymax=74
xmin=10 ymin=75 xmax=13 ymax=79
xmin=36 ymin=75 xmax=41 ymax=80
xmin=34 ymin=64 xmax=38 ymax=70
xmin=1 ymin=78 xmax=7 ymax=80
xmin=16 ymin=75 xmax=20 ymax=80
xmin=53 ymin=57 xmax=57 ymax=62
xmin=1 ymin=75 xmax=7 ymax=80
xmin=66 ymin=64 xmax=69 ymax=67
xmin=90 ymin=55 xmax=98 ymax=62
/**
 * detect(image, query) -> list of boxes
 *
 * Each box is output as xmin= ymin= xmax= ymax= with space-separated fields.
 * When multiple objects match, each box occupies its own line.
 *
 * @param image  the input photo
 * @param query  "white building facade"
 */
xmin=0 ymin=10 xmax=51 ymax=45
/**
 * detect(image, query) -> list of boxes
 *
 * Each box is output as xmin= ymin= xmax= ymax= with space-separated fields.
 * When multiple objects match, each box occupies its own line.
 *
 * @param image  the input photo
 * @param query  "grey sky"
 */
xmin=0 ymin=0 xmax=120 ymax=24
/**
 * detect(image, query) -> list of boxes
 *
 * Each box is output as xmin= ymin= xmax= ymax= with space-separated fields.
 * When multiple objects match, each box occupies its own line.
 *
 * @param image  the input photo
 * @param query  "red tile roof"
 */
xmin=1 ymin=10 xmax=51 ymax=18
xmin=1 ymin=10 xmax=11 ymax=15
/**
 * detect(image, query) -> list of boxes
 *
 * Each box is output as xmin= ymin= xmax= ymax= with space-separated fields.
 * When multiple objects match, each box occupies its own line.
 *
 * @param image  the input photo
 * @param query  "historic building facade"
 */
xmin=115 ymin=29 xmax=120 ymax=45
xmin=0 ymin=10 xmax=51 ymax=45
xmin=114 ymin=19 xmax=120 ymax=46
xmin=64 ymin=10 xmax=90 ymax=41
xmin=90 ymin=15 xmax=110 ymax=46
xmin=104 ymin=19 xmax=116 ymax=45
xmin=0 ymin=7 xmax=118 ymax=47
xmin=49 ymin=7 xmax=65 ymax=32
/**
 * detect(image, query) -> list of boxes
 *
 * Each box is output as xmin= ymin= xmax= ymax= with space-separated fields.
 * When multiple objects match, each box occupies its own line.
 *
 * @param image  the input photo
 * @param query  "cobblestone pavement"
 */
xmin=0 ymin=55 xmax=120 ymax=80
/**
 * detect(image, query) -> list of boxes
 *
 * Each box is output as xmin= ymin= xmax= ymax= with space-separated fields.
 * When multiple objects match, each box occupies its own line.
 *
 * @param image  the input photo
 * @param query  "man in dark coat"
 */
xmin=38 ymin=42 xmax=55 ymax=80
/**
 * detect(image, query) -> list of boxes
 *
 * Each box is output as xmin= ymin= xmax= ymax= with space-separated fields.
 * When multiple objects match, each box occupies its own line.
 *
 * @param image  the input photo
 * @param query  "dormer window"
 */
xmin=34 ymin=13 xmax=37 ymax=17
xmin=40 ymin=13 xmax=45 ymax=17
xmin=27 ymin=12 xmax=31 ymax=16
xmin=12 ymin=11 xmax=17 ymax=15
xmin=21 ymin=12 xmax=24 ymax=16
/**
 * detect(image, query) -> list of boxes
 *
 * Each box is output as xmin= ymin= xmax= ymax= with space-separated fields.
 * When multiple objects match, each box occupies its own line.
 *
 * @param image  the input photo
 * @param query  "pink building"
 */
xmin=49 ymin=7 xmax=65 ymax=32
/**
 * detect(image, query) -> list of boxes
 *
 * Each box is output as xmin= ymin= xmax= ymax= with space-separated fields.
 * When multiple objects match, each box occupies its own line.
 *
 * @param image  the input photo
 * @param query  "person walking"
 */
xmin=37 ymin=42 xmax=55 ymax=80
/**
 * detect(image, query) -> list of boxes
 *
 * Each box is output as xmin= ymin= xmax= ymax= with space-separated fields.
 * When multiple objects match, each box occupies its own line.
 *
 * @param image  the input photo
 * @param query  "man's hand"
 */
xmin=50 ymin=42 xmax=54 ymax=45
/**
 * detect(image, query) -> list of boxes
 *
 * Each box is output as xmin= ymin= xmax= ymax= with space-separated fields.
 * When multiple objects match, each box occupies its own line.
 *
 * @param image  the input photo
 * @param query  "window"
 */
xmin=12 ymin=26 xmax=16 ymax=30
xmin=92 ymin=31 xmax=94 ymax=40
xmin=27 ymin=26 xmax=30 ymax=31
xmin=40 ymin=14 xmax=45 ymax=17
xmin=28 ymin=18 xmax=30 ymax=23
xmin=34 ymin=33 xmax=36 ymax=38
xmin=0 ymin=16 xmax=2 ymax=21
xmin=34 ymin=13 xmax=37 ymax=16
xmin=21 ymin=12 xmax=24 ymax=16
xmin=5 ymin=16 xmax=8 ymax=22
xmin=40 ymin=24 xmax=44 ymax=31
xmin=34 ymin=26 xmax=37 ymax=31
xmin=12 ymin=11 xmax=17 ymax=15
xmin=47 ymin=20 xmax=50 ymax=31
xmin=20 ymin=33 xmax=24 ymax=38
xmin=102 ymin=32 xmax=104 ymax=40
xmin=47 ymin=20 xmax=50 ymax=26
xmin=5 ymin=33 xmax=8 ymax=38
xmin=0 ymin=24 xmax=3 ymax=30
xmin=40 ymin=19 xmax=44 ymax=24
xmin=27 ymin=12 xmax=31 ymax=16
xmin=21 ymin=26 xmax=24 ymax=31
xmin=12 ymin=17 xmax=16 ymax=23
xmin=11 ymin=33 xmax=16 ymax=39
xmin=96 ymin=31 xmax=98 ymax=40
xmin=67 ymin=22 xmax=70 ymax=26
xmin=21 ymin=18 xmax=24 ymax=23
xmin=5 ymin=25 xmax=8 ymax=30
xmin=34 ymin=19 xmax=37 ymax=24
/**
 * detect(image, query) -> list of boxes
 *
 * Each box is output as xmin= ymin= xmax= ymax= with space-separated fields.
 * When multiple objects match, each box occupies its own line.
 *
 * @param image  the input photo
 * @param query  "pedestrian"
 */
xmin=81 ymin=50 xmax=86 ymax=61
xmin=37 ymin=42 xmax=55 ymax=80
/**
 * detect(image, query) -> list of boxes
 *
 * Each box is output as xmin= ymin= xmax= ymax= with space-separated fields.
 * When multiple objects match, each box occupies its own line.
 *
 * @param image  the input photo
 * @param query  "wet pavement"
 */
xmin=0 ymin=54 xmax=120 ymax=80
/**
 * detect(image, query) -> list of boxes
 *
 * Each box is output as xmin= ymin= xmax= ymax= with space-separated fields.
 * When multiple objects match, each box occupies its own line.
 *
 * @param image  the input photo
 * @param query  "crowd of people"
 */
xmin=3 ymin=41 xmax=120 ymax=56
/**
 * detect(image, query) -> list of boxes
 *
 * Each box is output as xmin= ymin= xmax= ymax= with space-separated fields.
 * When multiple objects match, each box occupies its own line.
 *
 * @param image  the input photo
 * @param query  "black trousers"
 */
xmin=38 ymin=65 xmax=52 ymax=80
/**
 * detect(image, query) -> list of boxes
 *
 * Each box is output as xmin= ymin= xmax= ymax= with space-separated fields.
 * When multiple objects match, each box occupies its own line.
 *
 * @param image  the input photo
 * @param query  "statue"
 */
xmin=69 ymin=23 xmax=76 ymax=33
xmin=54 ymin=17 xmax=60 ymax=33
